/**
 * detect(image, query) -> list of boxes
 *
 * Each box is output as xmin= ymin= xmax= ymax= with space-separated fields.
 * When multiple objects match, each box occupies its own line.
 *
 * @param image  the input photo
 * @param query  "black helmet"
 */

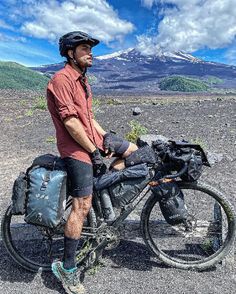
xmin=59 ymin=31 xmax=99 ymax=57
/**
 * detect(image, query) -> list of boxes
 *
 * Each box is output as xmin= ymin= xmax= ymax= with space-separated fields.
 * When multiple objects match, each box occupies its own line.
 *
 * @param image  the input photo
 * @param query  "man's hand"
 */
xmin=103 ymin=132 xmax=123 ymax=158
xmin=91 ymin=149 xmax=107 ymax=176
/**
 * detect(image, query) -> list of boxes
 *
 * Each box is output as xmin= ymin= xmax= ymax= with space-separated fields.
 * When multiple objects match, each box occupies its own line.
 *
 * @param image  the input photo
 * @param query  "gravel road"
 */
xmin=0 ymin=89 xmax=235 ymax=294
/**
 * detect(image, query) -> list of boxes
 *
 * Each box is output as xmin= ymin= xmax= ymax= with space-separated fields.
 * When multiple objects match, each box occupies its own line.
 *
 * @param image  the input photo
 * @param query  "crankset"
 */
xmin=96 ymin=226 xmax=121 ymax=250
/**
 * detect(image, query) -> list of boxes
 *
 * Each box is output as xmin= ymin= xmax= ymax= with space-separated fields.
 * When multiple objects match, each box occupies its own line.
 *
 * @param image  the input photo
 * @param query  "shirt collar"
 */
xmin=64 ymin=63 xmax=83 ymax=81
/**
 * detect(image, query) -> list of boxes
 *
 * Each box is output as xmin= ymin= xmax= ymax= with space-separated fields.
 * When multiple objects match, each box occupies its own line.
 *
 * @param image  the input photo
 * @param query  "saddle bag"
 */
xmin=152 ymin=180 xmax=188 ymax=225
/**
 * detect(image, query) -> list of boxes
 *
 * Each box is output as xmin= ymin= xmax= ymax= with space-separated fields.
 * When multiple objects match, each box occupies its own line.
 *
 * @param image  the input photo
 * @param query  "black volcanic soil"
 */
xmin=0 ymin=89 xmax=236 ymax=294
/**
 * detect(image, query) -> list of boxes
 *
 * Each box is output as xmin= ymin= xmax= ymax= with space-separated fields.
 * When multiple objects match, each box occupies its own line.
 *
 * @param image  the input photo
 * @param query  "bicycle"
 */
xmin=1 ymin=139 xmax=235 ymax=273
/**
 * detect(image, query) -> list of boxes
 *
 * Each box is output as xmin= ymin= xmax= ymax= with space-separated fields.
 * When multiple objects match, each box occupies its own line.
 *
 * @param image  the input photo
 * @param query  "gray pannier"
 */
xmin=24 ymin=154 xmax=67 ymax=228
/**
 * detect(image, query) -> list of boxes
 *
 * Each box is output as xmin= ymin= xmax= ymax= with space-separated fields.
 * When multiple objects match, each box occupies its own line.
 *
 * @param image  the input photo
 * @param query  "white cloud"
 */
xmin=141 ymin=0 xmax=157 ymax=9
xmin=138 ymin=0 xmax=236 ymax=55
xmin=19 ymin=0 xmax=134 ymax=44
xmin=225 ymin=45 xmax=236 ymax=65
xmin=0 ymin=33 xmax=26 ymax=42
xmin=0 ymin=19 xmax=13 ymax=30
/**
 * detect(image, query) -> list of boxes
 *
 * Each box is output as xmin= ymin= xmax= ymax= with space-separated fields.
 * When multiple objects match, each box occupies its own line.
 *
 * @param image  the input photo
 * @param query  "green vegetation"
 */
xmin=25 ymin=109 xmax=34 ymax=117
xmin=87 ymin=74 xmax=98 ymax=85
xmin=125 ymin=120 xmax=148 ymax=143
xmin=159 ymin=76 xmax=209 ymax=92
xmin=92 ymin=98 xmax=101 ymax=115
xmin=107 ymin=98 xmax=123 ymax=105
xmin=33 ymin=96 xmax=47 ymax=110
xmin=46 ymin=136 xmax=56 ymax=144
xmin=206 ymin=76 xmax=223 ymax=85
xmin=190 ymin=137 xmax=208 ymax=149
xmin=0 ymin=61 xmax=49 ymax=90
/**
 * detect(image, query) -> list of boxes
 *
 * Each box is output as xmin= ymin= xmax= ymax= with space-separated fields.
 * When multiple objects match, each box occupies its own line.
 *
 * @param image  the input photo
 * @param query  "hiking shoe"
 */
xmin=51 ymin=261 xmax=85 ymax=294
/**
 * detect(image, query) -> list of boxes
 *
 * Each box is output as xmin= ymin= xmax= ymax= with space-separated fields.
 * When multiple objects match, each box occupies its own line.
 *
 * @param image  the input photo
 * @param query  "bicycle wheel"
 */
xmin=1 ymin=199 xmax=97 ymax=272
xmin=141 ymin=181 xmax=235 ymax=270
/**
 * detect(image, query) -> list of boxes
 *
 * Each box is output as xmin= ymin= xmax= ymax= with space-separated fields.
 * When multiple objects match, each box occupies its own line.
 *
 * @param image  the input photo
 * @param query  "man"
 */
xmin=47 ymin=31 xmax=138 ymax=294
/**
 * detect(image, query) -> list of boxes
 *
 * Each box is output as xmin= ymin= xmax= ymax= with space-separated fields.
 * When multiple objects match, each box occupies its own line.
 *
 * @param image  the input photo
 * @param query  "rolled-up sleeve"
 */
xmin=48 ymin=75 xmax=78 ymax=121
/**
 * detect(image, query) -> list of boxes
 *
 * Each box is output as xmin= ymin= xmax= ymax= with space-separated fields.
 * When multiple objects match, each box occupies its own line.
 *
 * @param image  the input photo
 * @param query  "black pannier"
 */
xmin=11 ymin=172 xmax=28 ymax=215
xmin=152 ymin=180 xmax=188 ymax=225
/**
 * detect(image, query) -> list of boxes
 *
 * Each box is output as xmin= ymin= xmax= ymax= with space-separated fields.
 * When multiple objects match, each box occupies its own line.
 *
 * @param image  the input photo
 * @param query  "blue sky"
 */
xmin=0 ymin=0 xmax=236 ymax=66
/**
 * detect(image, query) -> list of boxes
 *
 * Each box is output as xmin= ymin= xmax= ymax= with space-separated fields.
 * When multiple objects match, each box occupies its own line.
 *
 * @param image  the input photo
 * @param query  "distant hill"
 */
xmin=159 ymin=76 xmax=209 ymax=92
xmin=0 ymin=61 xmax=49 ymax=90
xmin=31 ymin=48 xmax=236 ymax=94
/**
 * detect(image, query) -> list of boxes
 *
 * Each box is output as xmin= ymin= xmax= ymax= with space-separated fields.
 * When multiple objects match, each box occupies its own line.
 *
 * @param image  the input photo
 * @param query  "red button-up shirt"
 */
xmin=47 ymin=63 xmax=104 ymax=164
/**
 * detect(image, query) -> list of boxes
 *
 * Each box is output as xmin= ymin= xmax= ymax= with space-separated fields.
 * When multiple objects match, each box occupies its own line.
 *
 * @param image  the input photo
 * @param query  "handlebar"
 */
xmin=163 ymin=162 xmax=188 ymax=179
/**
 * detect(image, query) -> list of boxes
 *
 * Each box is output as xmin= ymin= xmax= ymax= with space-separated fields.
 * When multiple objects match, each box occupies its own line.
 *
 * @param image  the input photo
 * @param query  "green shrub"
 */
xmin=33 ymin=96 xmax=47 ymax=110
xmin=25 ymin=109 xmax=34 ymax=117
xmin=159 ymin=76 xmax=209 ymax=92
xmin=125 ymin=120 xmax=148 ymax=143
xmin=46 ymin=136 xmax=56 ymax=144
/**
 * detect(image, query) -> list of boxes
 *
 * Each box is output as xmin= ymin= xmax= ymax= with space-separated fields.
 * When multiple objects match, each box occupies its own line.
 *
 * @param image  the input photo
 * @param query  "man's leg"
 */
xmin=63 ymin=196 xmax=92 ymax=269
xmin=110 ymin=142 xmax=138 ymax=170
xmin=52 ymin=157 xmax=93 ymax=294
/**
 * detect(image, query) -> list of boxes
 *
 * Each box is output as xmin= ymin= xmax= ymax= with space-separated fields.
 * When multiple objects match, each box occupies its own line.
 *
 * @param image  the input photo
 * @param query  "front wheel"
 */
xmin=1 ymin=200 xmax=97 ymax=272
xmin=141 ymin=181 xmax=235 ymax=270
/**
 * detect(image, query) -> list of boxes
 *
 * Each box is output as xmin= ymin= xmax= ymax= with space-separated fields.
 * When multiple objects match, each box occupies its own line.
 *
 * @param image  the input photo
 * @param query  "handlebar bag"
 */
xmin=24 ymin=166 xmax=67 ymax=228
xmin=152 ymin=181 xmax=188 ymax=226
xmin=180 ymin=151 xmax=203 ymax=182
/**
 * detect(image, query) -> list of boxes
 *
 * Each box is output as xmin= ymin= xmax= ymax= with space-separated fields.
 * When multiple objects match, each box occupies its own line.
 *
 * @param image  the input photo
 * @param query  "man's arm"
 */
xmin=92 ymin=119 xmax=107 ymax=136
xmin=64 ymin=116 xmax=96 ymax=153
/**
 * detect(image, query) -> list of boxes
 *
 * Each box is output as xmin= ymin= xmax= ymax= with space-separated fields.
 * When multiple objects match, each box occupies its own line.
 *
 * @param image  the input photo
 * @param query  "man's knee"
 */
xmin=72 ymin=195 xmax=92 ymax=217
xmin=122 ymin=142 xmax=138 ymax=158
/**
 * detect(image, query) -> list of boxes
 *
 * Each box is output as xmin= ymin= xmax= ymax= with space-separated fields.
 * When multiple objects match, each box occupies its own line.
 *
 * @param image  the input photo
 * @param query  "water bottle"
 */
xmin=100 ymin=189 xmax=116 ymax=222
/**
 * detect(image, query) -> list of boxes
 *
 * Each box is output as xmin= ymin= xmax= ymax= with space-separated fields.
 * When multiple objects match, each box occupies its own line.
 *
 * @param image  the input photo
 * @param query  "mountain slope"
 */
xmin=0 ymin=61 xmax=49 ymax=90
xmin=30 ymin=49 xmax=236 ymax=93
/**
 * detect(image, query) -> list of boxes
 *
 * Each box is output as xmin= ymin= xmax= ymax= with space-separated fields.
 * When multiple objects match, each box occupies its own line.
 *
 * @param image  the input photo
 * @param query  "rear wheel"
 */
xmin=141 ymin=181 xmax=235 ymax=270
xmin=1 ymin=199 xmax=97 ymax=272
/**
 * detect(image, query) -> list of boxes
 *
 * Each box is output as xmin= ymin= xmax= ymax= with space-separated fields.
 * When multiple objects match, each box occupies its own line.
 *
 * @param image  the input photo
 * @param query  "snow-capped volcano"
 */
xmin=30 ymin=48 xmax=236 ymax=93
xmin=96 ymin=48 xmax=201 ymax=63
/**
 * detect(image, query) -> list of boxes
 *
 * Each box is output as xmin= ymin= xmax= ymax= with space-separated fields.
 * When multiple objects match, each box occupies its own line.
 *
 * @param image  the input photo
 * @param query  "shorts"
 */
xmin=63 ymin=138 xmax=129 ymax=197
xmin=63 ymin=157 xmax=93 ymax=198
xmin=101 ymin=136 xmax=130 ymax=156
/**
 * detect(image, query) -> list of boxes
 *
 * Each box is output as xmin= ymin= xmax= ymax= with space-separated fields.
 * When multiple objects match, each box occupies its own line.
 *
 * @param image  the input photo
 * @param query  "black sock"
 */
xmin=63 ymin=236 xmax=80 ymax=270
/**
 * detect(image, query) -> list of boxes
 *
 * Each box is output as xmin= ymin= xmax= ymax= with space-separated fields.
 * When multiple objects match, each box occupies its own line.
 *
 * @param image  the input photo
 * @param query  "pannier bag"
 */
xmin=25 ymin=166 xmax=67 ymax=228
xmin=11 ymin=172 xmax=28 ymax=215
xmin=152 ymin=180 xmax=188 ymax=225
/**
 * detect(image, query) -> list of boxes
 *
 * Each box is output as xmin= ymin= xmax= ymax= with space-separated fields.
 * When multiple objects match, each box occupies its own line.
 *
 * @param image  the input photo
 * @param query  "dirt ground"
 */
xmin=0 ymin=89 xmax=236 ymax=294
